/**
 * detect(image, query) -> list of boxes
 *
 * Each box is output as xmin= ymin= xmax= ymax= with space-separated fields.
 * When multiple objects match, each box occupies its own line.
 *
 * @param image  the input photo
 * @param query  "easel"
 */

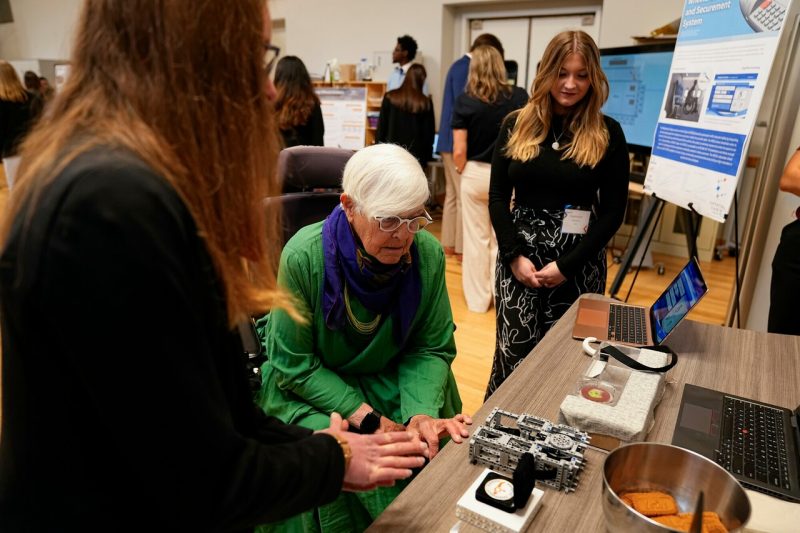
xmin=609 ymin=191 xmax=703 ymax=301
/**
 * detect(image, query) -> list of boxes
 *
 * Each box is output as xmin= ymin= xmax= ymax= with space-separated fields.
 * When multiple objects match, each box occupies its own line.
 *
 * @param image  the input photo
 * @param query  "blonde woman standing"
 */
xmin=452 ymin=46 xmax=527 ymax=313
xmin=486 ymin=31 xmax=629 ymax=396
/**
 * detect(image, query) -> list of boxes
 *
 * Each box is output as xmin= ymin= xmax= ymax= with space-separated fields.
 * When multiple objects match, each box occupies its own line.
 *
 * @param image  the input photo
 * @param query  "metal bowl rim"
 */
xmin=601 ymin=441 xmax=751 ymax=529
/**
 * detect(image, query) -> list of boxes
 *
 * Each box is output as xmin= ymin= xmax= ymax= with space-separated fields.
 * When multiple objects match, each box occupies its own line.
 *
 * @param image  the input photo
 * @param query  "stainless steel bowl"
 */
xmin=602 ymin=442 xmax=751 ymax=532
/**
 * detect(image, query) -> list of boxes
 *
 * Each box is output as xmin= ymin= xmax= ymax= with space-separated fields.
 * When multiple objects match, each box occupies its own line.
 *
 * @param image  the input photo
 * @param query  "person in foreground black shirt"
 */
xmin=0 ymin=2 xmax=426 ymax=532
xmin=274 ymin=55 xmax=325 ymax=148
xmin=485 ymin=30 xmax=629 ymax=397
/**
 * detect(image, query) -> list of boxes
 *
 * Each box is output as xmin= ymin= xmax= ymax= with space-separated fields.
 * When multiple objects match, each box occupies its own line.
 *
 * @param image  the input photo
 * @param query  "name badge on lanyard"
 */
xmin=562 ymin=205 xmax=591 ymax=235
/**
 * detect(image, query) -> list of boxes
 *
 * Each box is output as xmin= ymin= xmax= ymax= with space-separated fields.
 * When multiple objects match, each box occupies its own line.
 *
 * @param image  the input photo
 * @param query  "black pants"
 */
xmin=768 ymin=219 xmax=800 ymax=335
xmin=486 ymin=207 xmax=605 ymax=399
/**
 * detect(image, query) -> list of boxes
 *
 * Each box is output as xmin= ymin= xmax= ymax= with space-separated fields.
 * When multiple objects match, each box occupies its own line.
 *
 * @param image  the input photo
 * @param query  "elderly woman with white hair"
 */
xmin=256 ymin=143 xmax=470 ymax=532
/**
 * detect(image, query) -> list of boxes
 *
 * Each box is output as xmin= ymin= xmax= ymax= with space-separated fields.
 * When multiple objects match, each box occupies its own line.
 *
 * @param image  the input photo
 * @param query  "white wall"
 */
xmin=269 ymin=0 xmax=685 ymax=106
xmin=1 ymin=0 xmax=686 ymax=97
xmin=599 ymin=1 xmax=682 ymax=47
xmin=0 ymin=0 xmax=80 ymax=60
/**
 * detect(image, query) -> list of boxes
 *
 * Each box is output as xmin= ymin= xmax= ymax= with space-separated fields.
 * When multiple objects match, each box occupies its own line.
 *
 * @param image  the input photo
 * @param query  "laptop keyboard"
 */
xmin=716 ymin=396 xmax=792 ymax=491
xmin=607 ymin=304 xmax=648 ymax=345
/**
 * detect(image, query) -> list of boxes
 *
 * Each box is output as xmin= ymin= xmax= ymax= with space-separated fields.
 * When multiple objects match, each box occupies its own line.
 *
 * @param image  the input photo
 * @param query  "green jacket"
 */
xmin=258 ymin=221 xmax=462 ymax=430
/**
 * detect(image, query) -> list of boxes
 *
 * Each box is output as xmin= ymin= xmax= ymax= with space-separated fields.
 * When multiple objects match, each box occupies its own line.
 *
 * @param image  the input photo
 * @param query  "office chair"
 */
xmin=237 ymin=317 xmax=266 ymax=393
xmin=267 ymin=145 xmax=354 ymax=244
xmin=244 ymin=146 xmax=355 ymax=391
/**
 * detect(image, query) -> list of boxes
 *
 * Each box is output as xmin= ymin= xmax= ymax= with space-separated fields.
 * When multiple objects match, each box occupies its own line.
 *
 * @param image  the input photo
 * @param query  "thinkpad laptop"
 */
xmin=572 ymin=257 xmax=708 ymax=346
xmin=673 ymin=383 xmax=800 ymax=502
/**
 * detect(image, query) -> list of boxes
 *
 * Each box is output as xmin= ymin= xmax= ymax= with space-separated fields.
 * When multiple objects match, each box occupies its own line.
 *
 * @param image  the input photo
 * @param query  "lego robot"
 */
xmin=468 ymin=408 xmax=590 ymax=493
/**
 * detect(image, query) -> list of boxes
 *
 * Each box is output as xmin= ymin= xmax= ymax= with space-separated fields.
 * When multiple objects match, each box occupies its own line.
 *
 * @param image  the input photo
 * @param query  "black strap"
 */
xmin=600 ymin=344 xmax=678 ymax=373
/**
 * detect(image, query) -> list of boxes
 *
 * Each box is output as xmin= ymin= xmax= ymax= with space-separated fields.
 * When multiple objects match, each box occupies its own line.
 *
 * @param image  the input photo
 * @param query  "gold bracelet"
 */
xmin=334 ymin=434 xmax=352 ymax=472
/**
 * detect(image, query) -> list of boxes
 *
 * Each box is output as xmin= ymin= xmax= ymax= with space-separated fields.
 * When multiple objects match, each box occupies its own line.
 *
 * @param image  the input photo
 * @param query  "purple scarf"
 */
xmin=322 ymin=205 xmax=421 ymax=344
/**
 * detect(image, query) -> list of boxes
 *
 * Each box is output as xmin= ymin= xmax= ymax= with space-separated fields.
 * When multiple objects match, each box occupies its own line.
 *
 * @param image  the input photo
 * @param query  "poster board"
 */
xmin=54 ymin=63 xmax=71 ymax=94
xmin=316 ymin=87 xmax=366 ymax=150
xmin=643 ymin=0 xmax=794 ymax=222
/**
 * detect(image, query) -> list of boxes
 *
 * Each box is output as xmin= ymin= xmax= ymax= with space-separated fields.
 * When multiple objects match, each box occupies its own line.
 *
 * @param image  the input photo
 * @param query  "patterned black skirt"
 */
xmin=486 ymin=205 xmax=606 ymax=398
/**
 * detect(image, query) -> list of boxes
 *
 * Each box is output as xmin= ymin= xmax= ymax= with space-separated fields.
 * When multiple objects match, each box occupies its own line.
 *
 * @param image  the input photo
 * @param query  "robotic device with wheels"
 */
xmin=468 ymin=408 xmax=590 ymax=493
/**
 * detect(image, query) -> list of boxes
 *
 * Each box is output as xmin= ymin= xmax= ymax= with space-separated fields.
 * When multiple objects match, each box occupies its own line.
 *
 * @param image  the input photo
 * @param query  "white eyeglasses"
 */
xmin=373 ymin=211 xmax=433 ymax=233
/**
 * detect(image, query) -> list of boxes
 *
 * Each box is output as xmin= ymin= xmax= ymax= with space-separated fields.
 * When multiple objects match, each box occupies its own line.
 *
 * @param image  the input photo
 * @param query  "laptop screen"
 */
xmin=651 ymin=258 xmax=708 ymax=344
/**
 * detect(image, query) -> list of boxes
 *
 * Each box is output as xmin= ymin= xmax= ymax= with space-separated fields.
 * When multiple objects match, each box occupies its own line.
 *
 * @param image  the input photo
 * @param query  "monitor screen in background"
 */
xmin=651 ymin=259 xmax=707 ymax=344
xmin=600 ymin=46 xmax=674 ymax=153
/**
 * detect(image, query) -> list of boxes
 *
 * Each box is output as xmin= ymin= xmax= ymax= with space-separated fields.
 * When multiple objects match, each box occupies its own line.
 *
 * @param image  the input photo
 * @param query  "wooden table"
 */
xmin=368 ymin=294 xmax=800 ymax=532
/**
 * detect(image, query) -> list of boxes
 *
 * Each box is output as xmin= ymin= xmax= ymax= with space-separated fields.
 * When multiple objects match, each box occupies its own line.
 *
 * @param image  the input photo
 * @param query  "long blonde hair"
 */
xmin=0 ymin=60 xmax=29 ymax=102
xmin=1 ymin=0 xmax=290 ymax=326
xmin=505 ymin=30 xmax=609 ymax=168
xmin=466 ymin=45 xmax=512 ymax=104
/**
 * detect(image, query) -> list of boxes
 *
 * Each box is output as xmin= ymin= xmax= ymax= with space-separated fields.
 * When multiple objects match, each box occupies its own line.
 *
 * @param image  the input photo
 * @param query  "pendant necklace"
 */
xmin=344 ymin=283 xmax=381 ymax=335
xmin=551 ymin=125 xmax=565 ymax=150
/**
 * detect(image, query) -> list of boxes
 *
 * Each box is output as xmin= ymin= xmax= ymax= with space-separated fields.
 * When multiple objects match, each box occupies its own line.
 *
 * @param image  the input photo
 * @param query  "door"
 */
xmin=469 ymin=18 xmax=529 ymax=87
xmin=469 ymin=13 xmax=600 ymax=91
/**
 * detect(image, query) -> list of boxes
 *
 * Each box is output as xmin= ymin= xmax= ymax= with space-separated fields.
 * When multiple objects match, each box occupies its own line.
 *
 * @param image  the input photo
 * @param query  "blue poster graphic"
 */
xmin=678 ymin=0 xmax=788 ymax=42
xmin=652 ymin=123 xmax=746 ymax=176
xmin=707 ymin=73 xmax=758 ymax=117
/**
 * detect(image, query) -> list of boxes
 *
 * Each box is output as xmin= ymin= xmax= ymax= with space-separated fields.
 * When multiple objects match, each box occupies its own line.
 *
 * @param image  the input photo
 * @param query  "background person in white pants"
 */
xmin=438 ymin=33 xmax=505 ymax=262
xmin=451 ymin=46 xmax=527 ymax=312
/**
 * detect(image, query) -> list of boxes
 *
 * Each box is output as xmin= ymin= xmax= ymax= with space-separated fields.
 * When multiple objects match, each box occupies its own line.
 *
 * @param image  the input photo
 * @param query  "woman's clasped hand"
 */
xmin=510 ymin=256 xmax=566 ymax=289
xmin=318 ymin=413 xmax=429 ymax=492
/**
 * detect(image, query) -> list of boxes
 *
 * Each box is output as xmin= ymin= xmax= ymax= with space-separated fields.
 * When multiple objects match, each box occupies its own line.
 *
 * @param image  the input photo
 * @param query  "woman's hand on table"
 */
xmin=510 ymin=256 xmax=541 ymax=288
xmin=406 ymin=413 xmax=473 ymax=459
xmin=320 ymin=413 xmax=428 ymax=492
xmin=535 ymin=261 xmax=566 ymax=288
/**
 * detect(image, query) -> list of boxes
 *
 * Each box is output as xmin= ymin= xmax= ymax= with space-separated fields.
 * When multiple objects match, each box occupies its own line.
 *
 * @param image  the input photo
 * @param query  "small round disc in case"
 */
xmin=475 ymin=472 xmax=516 ymax=512
xmin=484 ymin=477 xmax=514 ymax=501
xmin=579 ymin=383 xmax=614 ymax=403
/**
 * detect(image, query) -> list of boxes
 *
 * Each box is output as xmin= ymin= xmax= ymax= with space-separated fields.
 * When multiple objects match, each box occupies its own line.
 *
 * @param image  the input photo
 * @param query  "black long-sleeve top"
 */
xmin=376 ymin=95 xmax=435 ymax=166
xmin=451 ymin=87 xmax=529 ymax=163
xmin=488 ymin=115 xmax=630 ymax=277
xmin=280 ymin=102 xmax=325 ymax=148
xmin=0 ymin=94 xmax=39 ymax=158
xmin=0 ymin=148 xmax=344 ymax=532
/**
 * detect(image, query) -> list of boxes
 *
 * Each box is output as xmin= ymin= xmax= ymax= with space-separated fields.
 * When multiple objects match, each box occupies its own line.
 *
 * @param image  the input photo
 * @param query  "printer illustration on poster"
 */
xmin=740 ymin=0 xmax=788 ymax=32
xmin=643 ymin=0 xmax=794 ymax=222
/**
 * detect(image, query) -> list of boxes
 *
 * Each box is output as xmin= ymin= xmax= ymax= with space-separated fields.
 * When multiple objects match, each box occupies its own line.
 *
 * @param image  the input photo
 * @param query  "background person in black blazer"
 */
xmin=769 ymin=146 xmax=800 ymax=335
xmin=376 ymin=63 xmax=435 ymax=168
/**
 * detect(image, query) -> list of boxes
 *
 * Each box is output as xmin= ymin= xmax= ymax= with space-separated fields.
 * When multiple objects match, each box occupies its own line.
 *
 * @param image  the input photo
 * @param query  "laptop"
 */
xmin=673 ymin=383 xmax=800 ymax=502
xmin=572 ymin=257 xmax=708 ymax=346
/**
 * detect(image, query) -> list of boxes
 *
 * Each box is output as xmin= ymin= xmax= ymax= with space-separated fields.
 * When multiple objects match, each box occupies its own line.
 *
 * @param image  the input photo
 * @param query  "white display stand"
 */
xmin=452 ymin=468 xmax=544 ymax=533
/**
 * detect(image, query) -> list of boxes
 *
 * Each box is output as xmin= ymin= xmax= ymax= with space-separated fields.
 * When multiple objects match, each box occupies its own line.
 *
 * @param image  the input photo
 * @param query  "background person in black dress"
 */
xmin=274 ymin=55 xmax=324 ymax=147
xmin=486 ymin=30 xmax=629 ymax=396
xmin=769 ymin=146 xmax=800 ymax=335
xmin=0 ymin=2 xmax=426 ymax=531
xmin=0 ymin=61 xmax=40 ymax=189
xmin=451 ymin=45 xmax=528 ymax=313
xmin=376 ymin=63 xmax=435 ymax=168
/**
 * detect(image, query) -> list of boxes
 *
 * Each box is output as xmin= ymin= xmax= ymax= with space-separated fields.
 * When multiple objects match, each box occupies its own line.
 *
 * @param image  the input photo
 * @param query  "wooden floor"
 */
xmin=0 ymin=173 xmax=736 ymax=424
xmin=429 ymin=210 xmax=736 ymax=417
